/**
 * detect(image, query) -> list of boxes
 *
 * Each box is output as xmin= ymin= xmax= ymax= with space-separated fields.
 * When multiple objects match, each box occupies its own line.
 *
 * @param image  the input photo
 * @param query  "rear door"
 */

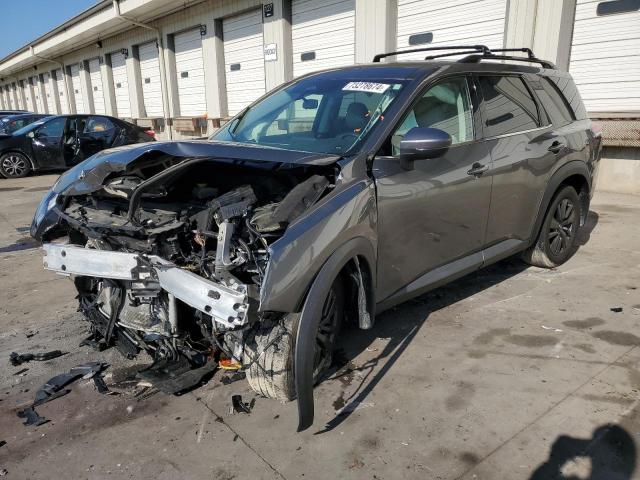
xmin=79 ymin=115 xmax=120 ymax=158
xmin=30 ymin=116 xmax=68 ymax=168
xmin=373 ymin=75 xmax=492 ymax=301
xmin=478 ymin=74 xmax=565 ymax=249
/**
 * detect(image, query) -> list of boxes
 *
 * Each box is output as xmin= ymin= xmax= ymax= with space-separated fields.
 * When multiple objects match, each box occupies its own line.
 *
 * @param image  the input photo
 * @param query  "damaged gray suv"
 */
xmin=31 ymin=46 xmax=601 ymax=431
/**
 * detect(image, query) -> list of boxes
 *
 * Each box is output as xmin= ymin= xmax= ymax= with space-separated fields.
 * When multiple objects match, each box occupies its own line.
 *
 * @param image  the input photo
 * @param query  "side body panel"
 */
xmin=259 ymin=168 xmax=377 ymax=313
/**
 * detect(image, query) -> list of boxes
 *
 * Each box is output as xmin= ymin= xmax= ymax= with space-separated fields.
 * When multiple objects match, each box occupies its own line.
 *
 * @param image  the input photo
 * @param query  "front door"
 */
xmin=373 ymin=76 xmax=493 ymax=301
xmin=30 ymin=116 xmax=68 ymax=169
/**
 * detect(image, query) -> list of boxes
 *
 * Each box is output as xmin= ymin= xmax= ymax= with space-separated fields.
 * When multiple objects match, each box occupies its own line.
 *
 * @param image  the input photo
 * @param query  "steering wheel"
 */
xmin=339 ymin=133 xmax=358 ymax=142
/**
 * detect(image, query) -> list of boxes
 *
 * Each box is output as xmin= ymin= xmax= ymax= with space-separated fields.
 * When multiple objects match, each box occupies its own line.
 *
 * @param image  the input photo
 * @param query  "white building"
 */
xmin=0 ymin=0 xmax=638 ymax=190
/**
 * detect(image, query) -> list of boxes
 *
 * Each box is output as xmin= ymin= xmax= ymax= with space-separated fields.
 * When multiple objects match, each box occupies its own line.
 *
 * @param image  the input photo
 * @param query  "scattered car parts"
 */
xmin=17 ymin=362 xmax=107 ymax=426
xmin=9 ymin=350 xmax=66 ymax=366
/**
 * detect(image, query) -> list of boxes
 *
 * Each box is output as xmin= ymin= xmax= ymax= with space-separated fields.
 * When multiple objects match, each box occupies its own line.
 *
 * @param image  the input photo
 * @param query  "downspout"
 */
xmin=29 ymin=46 xmax=72 ymax=114
xmin=112 ymin=0 xmax=172 ymax=139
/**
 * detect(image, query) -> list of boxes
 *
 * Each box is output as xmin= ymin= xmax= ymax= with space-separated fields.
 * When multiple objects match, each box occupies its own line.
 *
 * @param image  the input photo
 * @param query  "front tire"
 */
xmin=522 ymin=185 xmax=581 ymax=268
xmin=0 ymin=152 xmax=32 ymax=178
xmin=244 ymin=276 xmax=345 ymax=401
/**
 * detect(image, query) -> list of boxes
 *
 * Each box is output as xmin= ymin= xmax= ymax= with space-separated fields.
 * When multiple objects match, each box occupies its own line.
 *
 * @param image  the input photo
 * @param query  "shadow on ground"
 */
xmin=317 ymin=210 xmax=599 ymax=435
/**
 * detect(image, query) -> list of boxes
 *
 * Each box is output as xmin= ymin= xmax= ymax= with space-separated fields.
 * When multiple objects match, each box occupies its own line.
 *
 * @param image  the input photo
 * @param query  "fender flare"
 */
xmin=295 ymin=236 xmax=376 ymax=432
xmin=528 ymin=161 xmax=591 ymax=245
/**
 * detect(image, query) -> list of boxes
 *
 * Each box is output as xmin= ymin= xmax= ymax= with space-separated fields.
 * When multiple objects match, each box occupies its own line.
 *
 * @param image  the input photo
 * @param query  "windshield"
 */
xmin=212 ymin=75 xmax=407 ymax=155
xmin=12 ymin=118 xmax=51 ymax=137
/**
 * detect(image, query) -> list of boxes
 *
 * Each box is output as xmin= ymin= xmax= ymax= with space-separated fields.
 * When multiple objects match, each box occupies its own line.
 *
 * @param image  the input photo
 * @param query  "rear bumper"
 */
xmin=42 ymin=243 xmax=250 ymax=328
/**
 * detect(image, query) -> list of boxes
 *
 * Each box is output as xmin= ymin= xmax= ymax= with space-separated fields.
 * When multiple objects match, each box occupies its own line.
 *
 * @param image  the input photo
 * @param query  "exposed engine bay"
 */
xmin=40 ymin=154 xmax=336 ymax=392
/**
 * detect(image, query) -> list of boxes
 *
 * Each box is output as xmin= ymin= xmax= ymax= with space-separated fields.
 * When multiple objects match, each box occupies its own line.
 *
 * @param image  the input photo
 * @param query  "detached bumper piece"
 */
xmin=42 ymin=243 xmax=250 ymax=328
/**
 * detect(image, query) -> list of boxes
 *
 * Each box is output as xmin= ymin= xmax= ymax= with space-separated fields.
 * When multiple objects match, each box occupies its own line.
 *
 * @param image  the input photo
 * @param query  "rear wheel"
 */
xmin=0 ymin=152 xmax=32 ymax=178
xmin=244 ymin=276 xmax=345 ymax=401
xmin=522 ymin=185 xmax=581 ymax=268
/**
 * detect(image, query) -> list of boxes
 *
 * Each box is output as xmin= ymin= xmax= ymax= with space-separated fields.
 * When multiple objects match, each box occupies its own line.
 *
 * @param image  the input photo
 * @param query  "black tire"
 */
xmin=244 ymin=276 xmax=345 ymax=401
xmin=0 ymin=152 xmax=32 ymax=178
xmin=522 ymin=185 xmax=581 ymax=268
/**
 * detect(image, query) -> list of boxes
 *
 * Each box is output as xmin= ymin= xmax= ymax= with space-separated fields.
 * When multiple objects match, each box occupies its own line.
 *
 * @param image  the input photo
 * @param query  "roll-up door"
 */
xmin=32 ymin=76 xmax=44 ymax=113
xmin=396 ymin=0 xmax=508 ymax=60
xmin=43 ymin=73 xmax=56 ymax=114
xmin=174 ymin=28 xmax=206 ymax=117
xmin=569 ymin=0 xmax=640 ymax=113
xmin=54 ymin=68 xmax=69 ymax=114
xmin=70 ymin=64 xmax=85 ymax=113
xmin=110 ymin=52 xmax=131 ymax=118
xmin=88 ymin=58 xmax=106 ymax=115
xmin=223 ymin=10 xmax=266 ymax=116
xmin=138 ymin=41 xmax=164 ymax=117
xmin=13 ymin=83 xmax=24 ymax=110
xmin=22 ymin=80 xmax=34 ymax=111
xmin=292 ymin=0 xmax=355 ymax=77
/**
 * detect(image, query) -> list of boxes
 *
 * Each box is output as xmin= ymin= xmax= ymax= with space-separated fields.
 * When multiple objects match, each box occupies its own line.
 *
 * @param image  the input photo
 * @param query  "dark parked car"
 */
xmin=31 ymin=46 xmax=601 ymax=430
xmin=0 ymin=114 xmax=155 ymax=178
xmin=0 ymin=113 xmax=50 ymax=135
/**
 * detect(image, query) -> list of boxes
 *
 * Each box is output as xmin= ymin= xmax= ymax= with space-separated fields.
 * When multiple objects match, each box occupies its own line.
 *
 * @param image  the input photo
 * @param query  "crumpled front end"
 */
xmin=34 ymin=148 xmax=338 ymax=393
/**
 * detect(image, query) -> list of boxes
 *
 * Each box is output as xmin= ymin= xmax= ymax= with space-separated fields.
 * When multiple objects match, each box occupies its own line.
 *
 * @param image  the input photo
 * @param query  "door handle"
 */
xmin=467 ymin=162 xmax=488 ymax=177
xmin=548 ymin=141 xmax=565 ymax=154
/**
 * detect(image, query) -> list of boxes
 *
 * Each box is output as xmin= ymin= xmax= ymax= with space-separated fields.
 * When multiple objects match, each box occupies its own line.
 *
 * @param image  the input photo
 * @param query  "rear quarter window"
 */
xmin=546 ymin=75 xmax=588 ymax=120
xmin=536 ymin=77 xmax=576 ymax=126
xmin=478 ymin=75 xmax=540 ymax=137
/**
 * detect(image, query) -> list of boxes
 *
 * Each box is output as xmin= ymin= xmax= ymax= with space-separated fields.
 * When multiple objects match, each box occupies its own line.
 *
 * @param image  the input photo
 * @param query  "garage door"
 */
xmin=110 ymin=52 xmax=131 ymax=118
xmin=396 ymin=0 xmax=508 ymax=60
xmin=13 ymin=83 xmax=24 ymax=110
xmin=70 ymin=64 xmax=85 ymax=113
xmin=223 ymin=10 xmax=266 ymax=116
xmin=54 ymin=69 xmax=69 ymax=114
xmin=32 ymin=76 xmax=44 ymax=113
xmin=569 ymin=0 xmax=640 ymax=113
xmin=174 ymin=28 xmax=206 ymax=117
xmin=291 ymin=0 xmax=355 ymax=77
xmin=43 ymin=73 xmax=56 ymax=114
xmin=138 ymin=41 xmax=163 ymax=117
xmin=22 ymin=80 xmax=34 ymax=111
xmin=88 ymin=58 xmax=106 ymax=115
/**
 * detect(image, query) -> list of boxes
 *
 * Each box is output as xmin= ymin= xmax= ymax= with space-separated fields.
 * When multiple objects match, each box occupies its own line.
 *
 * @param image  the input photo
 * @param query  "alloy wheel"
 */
xmin=548 ymin=198 xmax=575 ymax=256
xmin=2 ymin=155 xmax=28 ymax=177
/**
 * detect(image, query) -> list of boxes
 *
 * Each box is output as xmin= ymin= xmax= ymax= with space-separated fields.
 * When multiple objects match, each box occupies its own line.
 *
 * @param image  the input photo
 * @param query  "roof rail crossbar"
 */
xmin=372 ymin=45 xmax=490 ymax=63
xmin=490 ymin=48 xmax=535 ymax=59
xmin=458 ymin=53 xmax=556 ymax=69
xmin=424 ymin=50 xmax=491 ymax=61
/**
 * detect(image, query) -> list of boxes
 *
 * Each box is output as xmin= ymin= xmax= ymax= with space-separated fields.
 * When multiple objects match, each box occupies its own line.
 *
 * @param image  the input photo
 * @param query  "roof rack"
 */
xmin=372 ymin=45 xmax=556 ymax=69
xmin=372 ymin=45 xmax=490 ymax=63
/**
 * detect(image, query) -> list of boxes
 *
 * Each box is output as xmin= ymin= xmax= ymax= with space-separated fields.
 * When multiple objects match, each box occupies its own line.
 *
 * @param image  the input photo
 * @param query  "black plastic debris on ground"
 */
xmin=230 ymin=394 xmax=255 ymax=415
xmin=10 ymin=350 xmax=66 ymax=366
xmin=137 ymin=358 xmax=217 ymax=395
xmin=93 ymin=375 xmax=110 ymax=394
xmin=611 ymin=307 xmax=624 ymax=313
xmin=16 ymin=362 xmax=108 ymax=427
xmin=221 ymin=371 xmax=246 ymax=385
xmin=0 ymin=440 xmax=6 ymax=448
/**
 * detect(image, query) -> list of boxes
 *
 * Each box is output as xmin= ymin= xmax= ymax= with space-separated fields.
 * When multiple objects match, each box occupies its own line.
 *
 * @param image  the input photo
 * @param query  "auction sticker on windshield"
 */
xmin=342 ymin=82 xmax=390 ymax=94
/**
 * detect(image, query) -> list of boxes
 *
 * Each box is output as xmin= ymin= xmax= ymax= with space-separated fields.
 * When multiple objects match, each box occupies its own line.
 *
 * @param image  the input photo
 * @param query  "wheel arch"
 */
xmin=529 ymin=161 xmax=591 ymax=246
xmin=294 ymin=236 xmax=376 ymax=432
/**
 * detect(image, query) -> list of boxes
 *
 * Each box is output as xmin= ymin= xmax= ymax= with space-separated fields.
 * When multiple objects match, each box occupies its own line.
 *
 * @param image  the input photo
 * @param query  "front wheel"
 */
xmin=0 ymin=152 xmax=32 ymax=178
xmin=243 ymin=276 xmax=345 ymax=401
xmin=522 ymin=185 xmax=581 ymax=268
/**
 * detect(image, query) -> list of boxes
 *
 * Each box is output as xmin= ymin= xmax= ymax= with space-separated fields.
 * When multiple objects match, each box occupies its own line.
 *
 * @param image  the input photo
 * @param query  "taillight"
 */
xmin=144 ymin=129 xmax=156 ymax=139
xmin=591 ymin=122 xmax=603 ymax=137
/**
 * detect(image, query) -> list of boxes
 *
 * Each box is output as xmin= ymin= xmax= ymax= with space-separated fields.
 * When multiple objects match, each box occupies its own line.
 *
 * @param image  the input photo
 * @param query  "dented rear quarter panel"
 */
xmin=259 ymin=161 xmax=377 ymax=313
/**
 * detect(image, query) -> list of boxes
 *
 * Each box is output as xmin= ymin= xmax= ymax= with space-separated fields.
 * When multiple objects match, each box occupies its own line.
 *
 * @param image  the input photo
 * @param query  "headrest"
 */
xmin=345 ymin=102 xmax=369 ymax=131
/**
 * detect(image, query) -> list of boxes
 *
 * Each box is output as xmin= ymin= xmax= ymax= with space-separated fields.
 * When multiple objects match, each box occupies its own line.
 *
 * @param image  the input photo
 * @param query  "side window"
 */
xmin=479 ymin=76 xmax=540 ymax=137
xmin=36 ymin=117 xmax=66 ymax=137
xmin=538 ymin=78 xmax=575 ymax=126
xmin=392 ymin=77 xmax=473 ymax=154
xmin=84 ymin=116 xmax=115 ymax=134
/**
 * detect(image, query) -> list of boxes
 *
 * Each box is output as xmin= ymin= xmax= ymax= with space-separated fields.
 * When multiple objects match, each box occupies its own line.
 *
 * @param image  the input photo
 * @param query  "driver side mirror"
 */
xmin=399 ymin=127 xmax=452 ymax=171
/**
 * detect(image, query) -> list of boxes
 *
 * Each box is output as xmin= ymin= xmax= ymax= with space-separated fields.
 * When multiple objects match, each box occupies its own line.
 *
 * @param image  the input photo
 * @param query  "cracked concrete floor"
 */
xmin=0 ymin=174 xmax=639 ymax=480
